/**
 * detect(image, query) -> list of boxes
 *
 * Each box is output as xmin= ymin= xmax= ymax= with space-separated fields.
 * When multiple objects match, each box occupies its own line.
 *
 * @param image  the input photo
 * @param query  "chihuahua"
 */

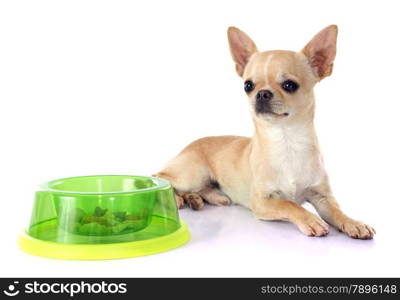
xmin=155 ymin=25 xmax=375 ymax=239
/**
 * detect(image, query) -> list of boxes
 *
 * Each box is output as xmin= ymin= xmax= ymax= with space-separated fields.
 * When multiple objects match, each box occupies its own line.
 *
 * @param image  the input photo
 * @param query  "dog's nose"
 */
xmin=256 ymin=89 xmax=274 ymax=101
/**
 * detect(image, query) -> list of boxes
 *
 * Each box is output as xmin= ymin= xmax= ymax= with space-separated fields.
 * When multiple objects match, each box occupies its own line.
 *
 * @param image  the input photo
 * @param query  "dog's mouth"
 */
xmin=255 ymin=102 xmax=289 ymax=118
xmin=268 ymin=111 xmax=290 ymax=117
xmin=256 ymin=109 xmax=290 ymax=118
xmin=260 ymin=110 xmax=290 ymax=118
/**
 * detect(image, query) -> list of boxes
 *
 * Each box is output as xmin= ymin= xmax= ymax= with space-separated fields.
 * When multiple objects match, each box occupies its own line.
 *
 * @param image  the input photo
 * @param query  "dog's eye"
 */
xmin=281 ymin=80 xmax=299 ymax=93
xmin=244 ymin=80 xmax=255 ymax=93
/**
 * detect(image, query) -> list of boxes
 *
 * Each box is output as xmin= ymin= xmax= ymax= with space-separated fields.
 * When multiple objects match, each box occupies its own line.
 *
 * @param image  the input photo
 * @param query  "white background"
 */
xmin=1 ymin=0 xmax=399 ymax=277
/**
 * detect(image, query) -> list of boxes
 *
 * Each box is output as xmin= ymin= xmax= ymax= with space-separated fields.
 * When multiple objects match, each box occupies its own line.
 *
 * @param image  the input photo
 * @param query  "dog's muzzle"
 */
xmin=255 ymin=89 xmax=274 ymax=114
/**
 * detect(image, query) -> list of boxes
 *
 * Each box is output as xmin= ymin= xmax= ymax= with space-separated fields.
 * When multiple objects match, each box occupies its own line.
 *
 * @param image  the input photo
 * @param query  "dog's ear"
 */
xmin=227 ymin=27 xmax=258 ymax=77
xmin=302 ymin=25 xmax=338 ymax=80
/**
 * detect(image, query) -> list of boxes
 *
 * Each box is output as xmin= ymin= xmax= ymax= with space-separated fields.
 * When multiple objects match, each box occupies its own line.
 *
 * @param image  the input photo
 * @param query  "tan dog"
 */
xmin=155 ymin=25 xmax=375 ymax=239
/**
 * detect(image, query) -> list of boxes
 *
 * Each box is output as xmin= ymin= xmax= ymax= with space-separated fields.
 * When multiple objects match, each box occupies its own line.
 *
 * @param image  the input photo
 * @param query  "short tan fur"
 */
xmin=155 ymin=25 xmax=375 ymax=239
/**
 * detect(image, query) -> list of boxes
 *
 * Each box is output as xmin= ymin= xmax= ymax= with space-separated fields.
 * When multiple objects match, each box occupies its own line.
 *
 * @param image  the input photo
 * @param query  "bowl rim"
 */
xmin=39 ymin=175 xmax=171 ymax=195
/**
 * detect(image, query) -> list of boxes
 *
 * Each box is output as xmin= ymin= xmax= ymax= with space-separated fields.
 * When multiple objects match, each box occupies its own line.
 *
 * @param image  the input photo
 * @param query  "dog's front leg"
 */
xmin=306 ymin=188 xmax=375 ymax=239
xmin=251 ymin=195 xmax=329 ymax=237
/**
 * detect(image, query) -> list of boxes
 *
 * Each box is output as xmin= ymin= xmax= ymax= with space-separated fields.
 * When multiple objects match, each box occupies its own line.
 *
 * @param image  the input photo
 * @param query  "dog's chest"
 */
xmin=265 ymin=127 xmax=324 ymax=203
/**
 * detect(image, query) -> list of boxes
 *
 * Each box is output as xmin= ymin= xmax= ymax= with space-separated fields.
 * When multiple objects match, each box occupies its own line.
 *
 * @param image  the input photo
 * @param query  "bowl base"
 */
xmin=18 ymin=218 xmax=190 ymax=260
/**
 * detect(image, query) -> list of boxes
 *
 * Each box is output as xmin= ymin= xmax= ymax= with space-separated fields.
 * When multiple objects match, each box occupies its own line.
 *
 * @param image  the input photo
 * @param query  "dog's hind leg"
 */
xmin=154 ymin=151 xmax=210 ymax=210
xmin=181 ymin=192 xmax=205 ymax=210
xmin=198 ymin=187 xmax=232 ymax=206
xmin=173 ymin=193 xmax=185 ymax=209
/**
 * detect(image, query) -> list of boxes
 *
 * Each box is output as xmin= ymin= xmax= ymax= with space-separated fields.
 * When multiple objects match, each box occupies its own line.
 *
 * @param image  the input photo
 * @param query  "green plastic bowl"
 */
xmin=18 ymin=175 xmax=190 ymax=260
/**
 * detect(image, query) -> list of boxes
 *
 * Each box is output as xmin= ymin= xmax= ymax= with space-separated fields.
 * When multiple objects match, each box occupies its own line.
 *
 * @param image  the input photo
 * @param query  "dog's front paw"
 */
xmin=339 ymin=219 xmax=375 ymax=239
xmin=296 ymin=213 xmax=330 ymax=237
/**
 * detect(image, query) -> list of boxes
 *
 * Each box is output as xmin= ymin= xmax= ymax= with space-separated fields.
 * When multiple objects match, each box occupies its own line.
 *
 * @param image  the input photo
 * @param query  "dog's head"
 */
xmin=228 ymin=25 xmax=338 ymax=124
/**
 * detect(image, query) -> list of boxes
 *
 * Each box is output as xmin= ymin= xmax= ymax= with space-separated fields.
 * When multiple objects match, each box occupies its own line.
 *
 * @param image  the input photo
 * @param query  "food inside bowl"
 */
xmin=62 ymin=206 xmax=146 ymax=236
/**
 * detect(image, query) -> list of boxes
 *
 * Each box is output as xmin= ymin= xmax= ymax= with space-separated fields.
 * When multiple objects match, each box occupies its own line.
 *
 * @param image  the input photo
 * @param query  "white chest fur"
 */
xmin=265 ymin=124 xmax=325 ymax=203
